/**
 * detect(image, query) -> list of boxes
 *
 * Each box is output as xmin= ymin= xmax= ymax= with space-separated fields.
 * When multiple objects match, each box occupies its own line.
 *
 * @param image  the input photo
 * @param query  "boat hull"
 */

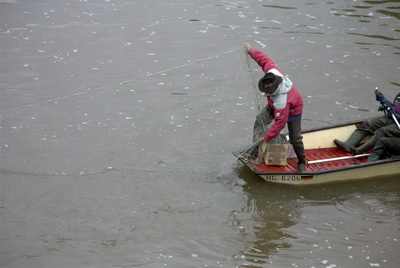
xmin=234 ymin=119 xmax=400 ymax=185
xmin=258 ymin=160 xmax=400 ymax=185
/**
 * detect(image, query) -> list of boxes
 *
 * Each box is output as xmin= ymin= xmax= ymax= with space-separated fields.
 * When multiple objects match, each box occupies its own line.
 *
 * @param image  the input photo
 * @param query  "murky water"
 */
xmin=1 ymin=0 xmax=399 ymax=267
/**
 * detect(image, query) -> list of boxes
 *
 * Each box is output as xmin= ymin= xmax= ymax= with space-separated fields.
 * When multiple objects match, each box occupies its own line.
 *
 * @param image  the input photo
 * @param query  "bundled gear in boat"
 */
xmin=334 ymin=90 xmax=400 ymax=155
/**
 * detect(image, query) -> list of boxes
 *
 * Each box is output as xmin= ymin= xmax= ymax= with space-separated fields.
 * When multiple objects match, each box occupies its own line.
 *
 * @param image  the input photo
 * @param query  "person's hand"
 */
xmin=261 ymin=135 xmax=269 ymax=143
xmin=244 ymin=43 xmax=252 ymax=53
xmin=375 ymin=89 xmax=384 ymax=102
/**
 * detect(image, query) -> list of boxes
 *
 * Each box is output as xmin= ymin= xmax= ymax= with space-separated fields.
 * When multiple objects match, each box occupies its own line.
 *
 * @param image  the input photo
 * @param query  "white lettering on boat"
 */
xmin=264 ymin=175 xmax=313 ymax=182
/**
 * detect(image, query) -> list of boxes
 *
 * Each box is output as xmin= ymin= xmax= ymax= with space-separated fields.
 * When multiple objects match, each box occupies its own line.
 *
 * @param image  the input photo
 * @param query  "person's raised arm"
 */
xmin=243 ymin=43 xmax=277 ymax=73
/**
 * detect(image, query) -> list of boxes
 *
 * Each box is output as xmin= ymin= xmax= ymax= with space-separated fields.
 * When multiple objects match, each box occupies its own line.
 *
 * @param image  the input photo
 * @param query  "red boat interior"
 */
xmin=252 ymin=147 xmax=371 ymax=173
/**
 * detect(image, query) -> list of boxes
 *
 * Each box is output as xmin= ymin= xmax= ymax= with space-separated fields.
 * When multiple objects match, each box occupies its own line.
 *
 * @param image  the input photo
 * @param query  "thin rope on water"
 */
xmin=1 ymin=47 xmax=243 ymax=114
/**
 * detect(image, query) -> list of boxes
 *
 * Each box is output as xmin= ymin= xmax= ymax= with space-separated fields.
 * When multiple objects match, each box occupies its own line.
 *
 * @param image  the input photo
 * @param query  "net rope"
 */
xmin=1 ymin=47 xmax=242 ymax=114
xmin=238 ymin=50 xmax=270 ymax=160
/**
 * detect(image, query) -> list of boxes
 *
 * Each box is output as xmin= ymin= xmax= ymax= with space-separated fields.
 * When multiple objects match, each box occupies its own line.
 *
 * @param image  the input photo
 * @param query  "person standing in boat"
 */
xmin=367 ymin=137 xmax=400 ymax=162
xmin=334 ymin=90 xmax=400 ymax=155
xmin=244 ymin=43 xmax=306 ymax=171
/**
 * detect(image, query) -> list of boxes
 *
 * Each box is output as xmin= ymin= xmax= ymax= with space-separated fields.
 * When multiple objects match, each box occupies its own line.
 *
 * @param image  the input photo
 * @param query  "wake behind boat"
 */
xmin=233 ymin=120 xmax=400 ymax=185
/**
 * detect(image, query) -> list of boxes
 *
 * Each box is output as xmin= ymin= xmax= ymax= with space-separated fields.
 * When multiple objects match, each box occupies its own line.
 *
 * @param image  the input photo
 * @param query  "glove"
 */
xmin=375 ymin=90 xmax=393 ymax=110
xmin=378 ymin=105 xmax=384 ymax=112
xmin=375 ymin=89 xmax=384 ymax=102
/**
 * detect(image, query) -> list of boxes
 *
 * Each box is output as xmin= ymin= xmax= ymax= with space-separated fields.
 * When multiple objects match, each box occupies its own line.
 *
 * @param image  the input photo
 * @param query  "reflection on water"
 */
xmin=348 ymin=32 xmax=399 ymax=41
xmin=232 ymin=165 xmax=400 ymax=267
xmin=230 ymin=167 xmax=301 ymax=266
xmin=261 ymin=5 xmax=297 ymax=10
xmin=377 ymin=8 xmax=400 ymax=21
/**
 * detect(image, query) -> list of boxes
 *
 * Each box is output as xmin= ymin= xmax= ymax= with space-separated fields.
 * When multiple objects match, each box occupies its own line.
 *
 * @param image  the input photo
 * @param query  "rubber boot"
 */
xmin=350 ymin=135 xmax=377 ymax=155
xmin=333 ymin=131 xmax=365 ymax=153
xmin=366 ymin=152 xmax=381 ymax=162
xmin=292 ymin=141 xmax=306 ymax=171
xmin=297 ymin=161 xmax=306 ymax=172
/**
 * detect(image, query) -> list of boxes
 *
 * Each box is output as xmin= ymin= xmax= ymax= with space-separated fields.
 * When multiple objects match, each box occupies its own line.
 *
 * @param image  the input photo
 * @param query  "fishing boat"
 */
xmin=233 ymin=120 xmax=400 ymax=185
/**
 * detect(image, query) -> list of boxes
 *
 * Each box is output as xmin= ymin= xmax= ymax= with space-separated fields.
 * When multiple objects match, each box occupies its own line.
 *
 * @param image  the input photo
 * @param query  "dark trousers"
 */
xmin=287 ymin=116 xmax=306 ymax=162
xmin=367 ymin=137 xmax=400 ymax=162
xmin=357 ymin=116 xmax=400 ymax=141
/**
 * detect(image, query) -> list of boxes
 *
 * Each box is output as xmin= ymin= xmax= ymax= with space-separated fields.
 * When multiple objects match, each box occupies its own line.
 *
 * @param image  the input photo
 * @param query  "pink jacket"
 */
xmin=249 ymin=49 xmax=304 ymax=141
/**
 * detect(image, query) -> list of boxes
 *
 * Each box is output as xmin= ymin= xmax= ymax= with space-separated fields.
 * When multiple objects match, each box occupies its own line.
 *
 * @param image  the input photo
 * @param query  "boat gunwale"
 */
xmin=234 ymin=152 xmax=400 ymax=176
xmin=300 ymin=119 xmax=364 ymax=135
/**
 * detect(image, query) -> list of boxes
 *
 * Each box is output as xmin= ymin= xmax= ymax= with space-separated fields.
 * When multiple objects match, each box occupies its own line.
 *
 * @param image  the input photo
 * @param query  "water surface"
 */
xmin=1 ymin=0 xmax=399 ymax=267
